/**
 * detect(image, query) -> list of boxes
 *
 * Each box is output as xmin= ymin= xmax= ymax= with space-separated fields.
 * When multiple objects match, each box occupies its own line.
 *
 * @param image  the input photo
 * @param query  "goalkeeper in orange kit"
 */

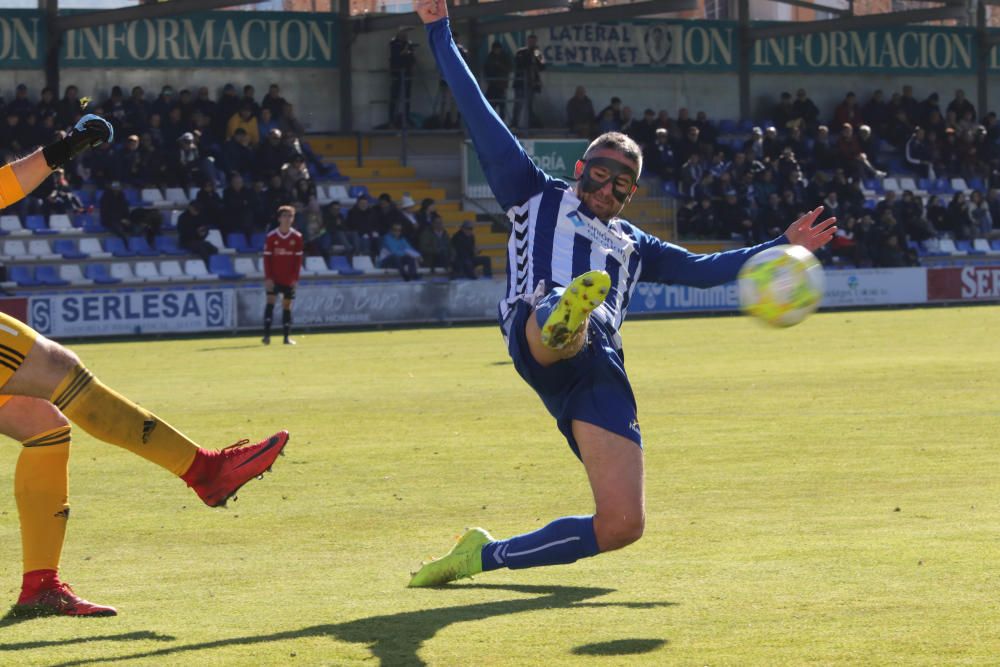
xmin=0 ymin=114 xmax=289 ymax=618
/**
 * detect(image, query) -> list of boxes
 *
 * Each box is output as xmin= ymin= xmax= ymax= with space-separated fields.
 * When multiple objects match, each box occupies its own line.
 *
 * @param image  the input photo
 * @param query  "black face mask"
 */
xmin=579 ymin=157 xmax=637 ymax=203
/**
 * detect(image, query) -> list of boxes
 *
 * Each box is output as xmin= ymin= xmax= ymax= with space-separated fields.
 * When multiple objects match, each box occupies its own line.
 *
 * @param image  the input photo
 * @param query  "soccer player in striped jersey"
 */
xmin=408 ymin=0 xmax=837 ymax=587
xmin=0 ymin=115 xmax=289 ymax=617
xmin=262 ymin=205 xmax=304 ymax=345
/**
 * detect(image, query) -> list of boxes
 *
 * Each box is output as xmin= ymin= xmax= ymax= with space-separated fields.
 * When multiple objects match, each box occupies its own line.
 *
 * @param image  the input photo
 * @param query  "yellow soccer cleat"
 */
xmin=408 ymin=528 xmax=493 ymax=588
xmin=540 ymin=270 xmax=611 ymax=350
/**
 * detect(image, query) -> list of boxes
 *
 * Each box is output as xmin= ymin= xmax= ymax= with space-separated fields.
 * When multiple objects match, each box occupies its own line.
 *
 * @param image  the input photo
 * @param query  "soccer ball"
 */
xmin=738 ymin=244 xmax=825 ymax=328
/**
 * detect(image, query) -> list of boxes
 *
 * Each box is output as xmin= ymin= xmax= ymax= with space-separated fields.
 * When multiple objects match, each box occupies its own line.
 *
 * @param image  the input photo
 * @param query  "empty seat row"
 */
xmin=909 ymin=238 xmax=1000 ymax=257
xmin=5 ymin=259 xmax=240 ymax=287
xmin=0 ymin=214 xmax=82 ymax=236
xmin=865 ymin=176 xmax=988 ymax=197
xmin=2 ymin=255 xmax=371 ymax=288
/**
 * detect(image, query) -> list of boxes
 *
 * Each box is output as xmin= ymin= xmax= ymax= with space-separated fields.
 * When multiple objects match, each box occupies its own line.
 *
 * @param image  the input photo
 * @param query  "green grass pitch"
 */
xmin=2 ymin=305 xmax=1000 ymax=666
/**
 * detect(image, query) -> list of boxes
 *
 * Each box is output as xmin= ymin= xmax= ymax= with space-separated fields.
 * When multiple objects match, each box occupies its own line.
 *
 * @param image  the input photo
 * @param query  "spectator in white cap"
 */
xmin=398 ymin=193 xmax=419 ymax=241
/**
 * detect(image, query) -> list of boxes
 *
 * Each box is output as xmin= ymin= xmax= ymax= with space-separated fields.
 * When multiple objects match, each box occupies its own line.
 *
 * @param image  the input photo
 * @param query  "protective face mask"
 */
xmin=578 ymin=157 xmax=638 ymax=203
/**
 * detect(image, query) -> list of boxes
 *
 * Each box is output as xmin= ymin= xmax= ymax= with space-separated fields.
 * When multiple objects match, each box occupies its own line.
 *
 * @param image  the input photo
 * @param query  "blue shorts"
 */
xmin=501 ymin=298 xmax=642 ymax=460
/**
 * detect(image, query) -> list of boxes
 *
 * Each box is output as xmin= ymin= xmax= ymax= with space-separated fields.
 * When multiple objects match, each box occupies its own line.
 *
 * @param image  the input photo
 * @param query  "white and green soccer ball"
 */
xmin=738 ymin=244 xmax=825 ymax=328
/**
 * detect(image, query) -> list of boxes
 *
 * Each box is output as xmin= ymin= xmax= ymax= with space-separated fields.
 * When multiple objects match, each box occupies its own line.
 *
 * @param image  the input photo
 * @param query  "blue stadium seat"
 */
xmin=160 ymin=209 xmax=176 ymax=230
xmin=226 ymin=232 xmax=253 ymax=253
xmin=154 ymin=235 xmax=187 ymax=256
xmin=326 ymin=162 xmax=348 ymax=182
xmin=83 ymin=264 xmax=121 ymax=285
xmin=124 ymin=188 xmax=142 ymax=207
xmin=74 ymin=213 xmax=102 ymax=233
xmin=348 ymin=184 xmax=369 ymax=199
xmin=717 ymin=119 xmax=738 ymax=134
xmin=918 ymin=178 xmax=935 ymax=194
xmin=52 ymin=238 xmax=87 ymax=259
xmin=330 ymin=255 xmax=363 ymax=276
xmin=907 ymin=240 xmax=926 ymax=257
xmin=9 ymin=265 xmax=42 ymax=287
xmin=662 ymin=181 xmax=679 ymax=198
xmin=934 ymin=177 xmax=954 ymax=194
xmin=73 ymin=189 xmax=93 ymax=207
xmin=249 ymin=232 xmax=266 ymax=252
xmin=103 ymin=237 xmax=135 ymax=257
xmin=208 ymin=254 xmax=244 ymax=280
xmin=35 ymin=265 xmax=69 ymax=286
xmin=863 ymin=178 xmax=885 ymax=195
xmin=24 ymin=215 xmax=55 ymax=235
xmin=991 ymin=239 xmax=1000 ymax=252
xmin=127 ymin=236 xmax=159 ymax=257
xmin=955 ymin=240 xmax=980 ymax=255
xmin=737 ymin=119 xmax=754 ymax=133
xmin=967 ymin=176 xmax=986 ymax=192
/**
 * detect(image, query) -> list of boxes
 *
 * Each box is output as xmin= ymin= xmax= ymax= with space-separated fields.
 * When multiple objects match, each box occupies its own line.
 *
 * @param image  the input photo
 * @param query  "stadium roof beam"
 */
xmin=768 ymin=0 xmax=851 ymax=16
xmin=53 ymin=0 xmax=269 ymax=33
xmin=480 ymin=0 xmax=699 ymax=35
xmin=353 ymin=0 xmax=573 ymax=33
xmin=352 ymin=0 xmax=696 ymax=34
xmin=748 ymin=4 xmax=968 ymax=39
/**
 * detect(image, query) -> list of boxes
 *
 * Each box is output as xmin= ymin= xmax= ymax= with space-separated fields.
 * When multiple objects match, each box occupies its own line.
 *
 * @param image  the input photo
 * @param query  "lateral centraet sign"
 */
xmin=927 ymin=265 xmax=1000 ymax=301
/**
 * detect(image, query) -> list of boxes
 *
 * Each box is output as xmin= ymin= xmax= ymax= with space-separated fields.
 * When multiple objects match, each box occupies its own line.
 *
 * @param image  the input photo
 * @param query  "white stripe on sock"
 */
xmin=507 ymin=536 xmax=580 ymax=558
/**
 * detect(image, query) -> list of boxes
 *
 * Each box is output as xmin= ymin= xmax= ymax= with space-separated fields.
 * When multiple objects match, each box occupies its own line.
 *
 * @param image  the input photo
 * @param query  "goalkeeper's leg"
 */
xmin=0 ymin=395 xmax=116 ymax=617
xmin=1 ymin=328 xmax=289 ymax=508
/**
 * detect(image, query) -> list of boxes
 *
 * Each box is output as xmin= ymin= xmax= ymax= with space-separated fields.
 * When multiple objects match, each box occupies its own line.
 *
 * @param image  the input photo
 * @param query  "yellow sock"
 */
xmin=51 ymin=366 xmax=198 ymax=476
xmin=16 ymin=427 xmax=71 ymax=573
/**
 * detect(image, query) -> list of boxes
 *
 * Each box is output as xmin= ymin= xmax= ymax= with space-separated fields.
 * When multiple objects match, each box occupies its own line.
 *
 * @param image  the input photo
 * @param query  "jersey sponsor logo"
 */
xmin=629 ymin=419 xmax=641 ymax=434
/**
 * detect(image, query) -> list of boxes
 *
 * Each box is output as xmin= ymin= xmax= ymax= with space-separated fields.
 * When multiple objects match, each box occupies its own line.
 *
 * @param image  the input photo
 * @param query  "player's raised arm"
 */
xmin=637 ymin=207 xmax=837 ymax=288
xmin=416 ymin=0 xmax=546 ymax=210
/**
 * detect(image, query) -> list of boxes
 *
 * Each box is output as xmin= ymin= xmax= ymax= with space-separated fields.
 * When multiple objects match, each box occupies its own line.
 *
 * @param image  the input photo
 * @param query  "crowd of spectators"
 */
xmin=0 ymin=80 xmax=493 ymax=281
xmin=564 ymin=85 xmax=1000 ymax=267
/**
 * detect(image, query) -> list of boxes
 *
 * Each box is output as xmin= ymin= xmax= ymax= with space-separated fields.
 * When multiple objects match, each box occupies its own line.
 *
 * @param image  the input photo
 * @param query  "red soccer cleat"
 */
xmin=11 ymin=582 xmax=117 ymax=618
xmin=183 ymin=430 xmax=289 ymax=508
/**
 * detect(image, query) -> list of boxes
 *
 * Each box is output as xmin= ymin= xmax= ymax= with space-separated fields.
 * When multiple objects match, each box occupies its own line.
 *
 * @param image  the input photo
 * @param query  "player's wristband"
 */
xmin=42 ymin=132 xmax=97 ymax=170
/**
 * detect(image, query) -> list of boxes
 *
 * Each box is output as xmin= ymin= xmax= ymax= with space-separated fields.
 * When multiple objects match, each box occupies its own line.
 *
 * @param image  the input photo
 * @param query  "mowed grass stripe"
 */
xmin=0 ymin=306 xmax=997 ymax=666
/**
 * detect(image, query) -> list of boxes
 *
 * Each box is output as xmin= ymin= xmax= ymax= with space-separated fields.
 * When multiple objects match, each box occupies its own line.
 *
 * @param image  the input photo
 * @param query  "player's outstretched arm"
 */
xmin=416 ymin=0 xmax=546 ymax=210
xmin=637 ymin=207 xmax=837 ymax=288
xmin=0 ymin=114 xmax=113 ymax=209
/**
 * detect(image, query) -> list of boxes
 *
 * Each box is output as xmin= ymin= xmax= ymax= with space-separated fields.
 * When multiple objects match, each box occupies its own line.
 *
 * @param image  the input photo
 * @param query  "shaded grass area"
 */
xmin=0 ymin=306 xmax=998 ymax=665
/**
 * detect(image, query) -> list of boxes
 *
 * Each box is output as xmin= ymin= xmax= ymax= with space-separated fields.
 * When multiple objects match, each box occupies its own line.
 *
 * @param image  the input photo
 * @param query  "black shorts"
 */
xmin=268 ymin=282 xmax=296 ymax=300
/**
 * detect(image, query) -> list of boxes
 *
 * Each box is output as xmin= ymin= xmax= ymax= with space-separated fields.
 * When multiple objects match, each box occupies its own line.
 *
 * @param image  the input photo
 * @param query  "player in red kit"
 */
xmin=262 ymin=205 xmax=304 ymax=345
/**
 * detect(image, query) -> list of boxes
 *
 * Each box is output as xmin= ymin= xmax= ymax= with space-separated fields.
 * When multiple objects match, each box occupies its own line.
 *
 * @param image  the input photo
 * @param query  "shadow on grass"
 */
xmin=197 ymin=345 xmax=267 ymax=352
xmin=0 ymin=630 xmax=175 ymax=651
xmin=47 ymin=583 xmax=675 ymax=667
xmin=572 ymin=638 xmax=667 ymax=656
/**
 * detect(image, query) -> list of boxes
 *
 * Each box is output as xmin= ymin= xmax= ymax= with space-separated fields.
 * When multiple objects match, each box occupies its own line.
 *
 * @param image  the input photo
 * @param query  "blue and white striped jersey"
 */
xmin=426 ymin=18 xmax=785 ymax=343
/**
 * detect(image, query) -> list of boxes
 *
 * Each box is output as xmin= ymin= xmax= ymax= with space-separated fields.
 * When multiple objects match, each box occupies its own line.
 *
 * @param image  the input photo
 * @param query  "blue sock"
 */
xmin=481 ymin=516 xmax=600 ymax=571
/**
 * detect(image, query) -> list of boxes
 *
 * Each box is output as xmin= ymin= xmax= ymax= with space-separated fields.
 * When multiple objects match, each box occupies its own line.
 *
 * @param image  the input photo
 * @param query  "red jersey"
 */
xmin=263 ymin=228 xmax=304 ymax=285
